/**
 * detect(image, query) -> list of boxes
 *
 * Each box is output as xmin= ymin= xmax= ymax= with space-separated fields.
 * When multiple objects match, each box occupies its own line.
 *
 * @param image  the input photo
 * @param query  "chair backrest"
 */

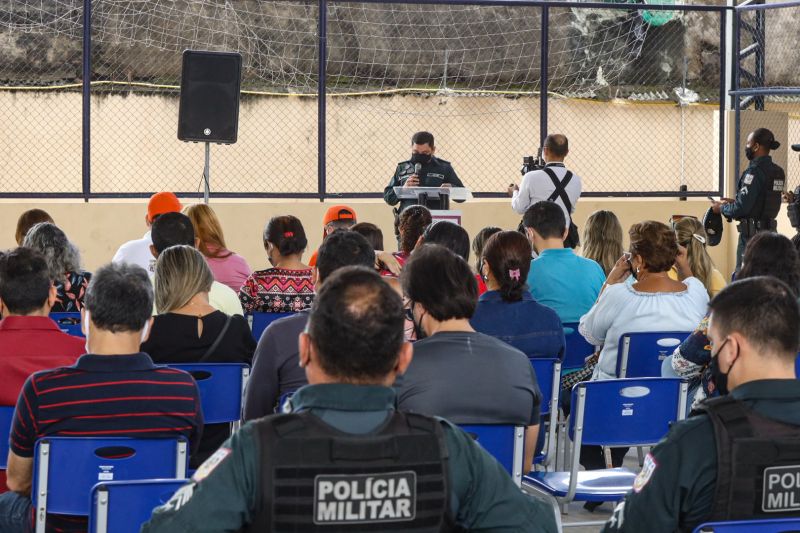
xmin=168 ymin=363 xmax=250 ymax=426
xmin=89 ymin=479 xmax=186 ymax=533
xmin=247 ymin=312 xmax=294 ymax=342
xmin=616 ymin=331 xmax=691 ymax=378
xmin=562 ymin=322 xmax=594 ymax=371
xmin=49 ymin=312 xmax=84 ymax=337
xmin=528 ymin=358 xmax=561 ymax=417
xmin=32 ymin=437 xmax=187 ymax=524
xmin=569 ymin=377 xmax=687 ymax=448
xmin=693 ymin=518 xmax=800 ymax=532
xmin=459 ymin=424 xmax=524 ymax=486
xmin=0 ymin=406 xmax=14 ymax=469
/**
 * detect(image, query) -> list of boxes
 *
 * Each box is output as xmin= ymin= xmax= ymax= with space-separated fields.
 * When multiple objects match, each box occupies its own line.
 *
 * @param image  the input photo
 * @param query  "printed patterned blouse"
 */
xmin=51 ymin=271 xmax=92 ymax=313
xmin=238 ymin=268 xmax=315 ymax=314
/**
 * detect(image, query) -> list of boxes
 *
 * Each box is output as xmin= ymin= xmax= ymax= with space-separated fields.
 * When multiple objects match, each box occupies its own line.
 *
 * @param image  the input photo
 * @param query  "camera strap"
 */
xmin=543 ymin=167 xmax=574 ymax=213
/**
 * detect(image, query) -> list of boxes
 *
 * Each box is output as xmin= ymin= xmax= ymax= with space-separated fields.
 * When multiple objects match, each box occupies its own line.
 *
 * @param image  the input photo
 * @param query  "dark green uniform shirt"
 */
xmin=721 ymin=156 xmax=772 ymax=220
xmin=602 ymin=379 xmax=800 ymax=533
xmin=384 ymin=156 xmax=464 ymax=212
xmin=142 ymin=383 xmax=557 ymax=532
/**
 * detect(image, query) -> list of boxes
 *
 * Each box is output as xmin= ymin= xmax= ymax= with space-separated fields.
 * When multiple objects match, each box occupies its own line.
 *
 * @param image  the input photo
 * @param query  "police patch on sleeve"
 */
xmin=313 ymin=471 xmax=416 ymax=525
xmin=762 ymin=465 xmax=800 ymax=512
xmin=633 ymin=453 xmax=658 ymax=493
xmin=192 ymin=447 xmax=231 ymax=483
xmin=743 ymin=173 xmax=754 ymax=185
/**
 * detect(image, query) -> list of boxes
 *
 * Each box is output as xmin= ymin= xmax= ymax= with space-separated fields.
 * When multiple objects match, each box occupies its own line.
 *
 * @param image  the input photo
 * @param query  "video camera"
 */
xmin=787 ymin=144 xmax=800 ymax=229
xmin=521 ymin=148 xmax=545 ymax=176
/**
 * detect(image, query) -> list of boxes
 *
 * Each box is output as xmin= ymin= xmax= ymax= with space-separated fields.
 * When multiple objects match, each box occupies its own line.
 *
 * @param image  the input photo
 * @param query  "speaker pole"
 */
xmin=203 ymin=142 xmax=211 ymax=204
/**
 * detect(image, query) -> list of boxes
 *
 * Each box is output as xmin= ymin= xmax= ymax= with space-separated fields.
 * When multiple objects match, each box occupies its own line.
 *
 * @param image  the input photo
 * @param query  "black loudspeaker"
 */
xmin=178 ymin=50 xmax=242 ymax=144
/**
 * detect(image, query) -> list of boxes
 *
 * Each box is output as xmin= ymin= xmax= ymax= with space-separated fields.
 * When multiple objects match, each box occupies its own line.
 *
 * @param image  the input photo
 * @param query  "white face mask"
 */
xmin=84 ymin=310 xmax=91 ymax=353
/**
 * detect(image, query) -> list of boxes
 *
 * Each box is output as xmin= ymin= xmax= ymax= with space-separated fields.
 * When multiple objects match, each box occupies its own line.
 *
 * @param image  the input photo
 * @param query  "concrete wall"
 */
xmin=4 ymin=196 xmax=791 ymax=280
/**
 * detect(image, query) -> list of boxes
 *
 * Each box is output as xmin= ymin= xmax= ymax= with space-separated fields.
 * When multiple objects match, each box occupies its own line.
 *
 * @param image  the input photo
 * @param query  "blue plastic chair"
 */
xmin=32 ymin=436 xmax=188 ymax=533
xmin=693 ymin=518 xmax=800 ymax=532
xmin=168 ymin=363 xmax=250 ymax=431
xmin=616 ymin=331 xmax=692 ymax=378
xmin=562 ymin=322 xmax=595 ymax=371
xmin=89 ymin=479 xmax=186 ymax=533
xmin=529 ymin=358 xmax=561 ymax=469
xmin=247 ymin=312 xmax=294 ymax=342
xmin=0 ymin=406 xmax=14 ymax=469
xmin=523 ymin=377 xmax=687 ymax=524
xmin=49 ymin=312 xmax=84 ymax=337
xmin=460 ymin=424 xmax=524 ymax=486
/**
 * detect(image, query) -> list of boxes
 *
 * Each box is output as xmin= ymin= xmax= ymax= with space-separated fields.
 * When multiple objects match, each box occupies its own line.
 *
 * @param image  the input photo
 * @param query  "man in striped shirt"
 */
xmin=0 ymin=262 xmax=203 ymax=532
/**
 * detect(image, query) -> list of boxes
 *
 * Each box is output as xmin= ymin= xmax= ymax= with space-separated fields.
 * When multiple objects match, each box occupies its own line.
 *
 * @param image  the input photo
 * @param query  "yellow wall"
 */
xmin=4 ymin=196 xmax=791 ymax=281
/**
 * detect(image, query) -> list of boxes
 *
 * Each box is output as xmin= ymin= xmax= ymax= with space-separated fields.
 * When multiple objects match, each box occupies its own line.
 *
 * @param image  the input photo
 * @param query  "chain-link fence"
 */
xmin=0 ymin=0 xmax=732 ymax=198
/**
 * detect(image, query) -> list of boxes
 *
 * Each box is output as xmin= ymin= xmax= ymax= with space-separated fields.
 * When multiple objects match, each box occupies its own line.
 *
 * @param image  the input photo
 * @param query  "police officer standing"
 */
xmin=384 ymin=132 xmax=464 ymax=232
xmin=143 ymin=266 xmax=557 ymax=532
xmin=711 ymin=128 xmax=785 ymax=270
xmin=602 ymin=276 xmax=800 ymax=532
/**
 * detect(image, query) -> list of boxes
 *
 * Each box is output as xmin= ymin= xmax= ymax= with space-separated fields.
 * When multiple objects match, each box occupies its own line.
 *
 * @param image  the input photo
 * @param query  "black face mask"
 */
xmin=745 ymin=146 xmax=756 ymax=161
xmin=410 ymin=153 xmax=432 ymax=165
xmin=407 ymin=302 xmax=427 ymax=340
xmin=709 ymin=338 xmax=737 ymax=396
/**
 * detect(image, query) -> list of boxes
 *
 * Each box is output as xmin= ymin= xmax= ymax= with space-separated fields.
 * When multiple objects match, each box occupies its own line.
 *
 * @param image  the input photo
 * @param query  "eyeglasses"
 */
xmin=404 ymin=300 xmax=415 ymax=322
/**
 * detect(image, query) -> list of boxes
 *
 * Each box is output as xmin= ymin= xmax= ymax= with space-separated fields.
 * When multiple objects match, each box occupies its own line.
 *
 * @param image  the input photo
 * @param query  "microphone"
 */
xmin=414 ymin=163 xmax=421 ymax=175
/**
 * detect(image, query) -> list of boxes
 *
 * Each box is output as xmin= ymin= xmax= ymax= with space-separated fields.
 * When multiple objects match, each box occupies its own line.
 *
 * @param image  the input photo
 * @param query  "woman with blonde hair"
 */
xmin=184 ymin=203 xmax=251 ymax=292
xmin=142 ymin=245 xmax=255 ymax=467
xmin=670 ymin=217 xmax=726 ymax=298
xmin=581 ymin=210 xmax=624 ymax=275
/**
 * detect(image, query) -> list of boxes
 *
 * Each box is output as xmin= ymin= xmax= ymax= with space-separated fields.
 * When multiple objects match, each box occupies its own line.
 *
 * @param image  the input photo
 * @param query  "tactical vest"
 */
xmin=694 ymin=395 xmax=800 ymax=521
xmin=246 ymin=410 xmax=454 ymax=532
xmin=755 ymin=160 xmax=785 ymax=221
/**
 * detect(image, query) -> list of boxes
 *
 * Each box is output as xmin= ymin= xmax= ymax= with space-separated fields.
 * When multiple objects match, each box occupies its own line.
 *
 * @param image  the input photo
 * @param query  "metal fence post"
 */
xmin=718 ymin=8 xmax=727 ymax=196
xmin=540 ymin=4 xmax=549 ymax=149
xmin=82 ymin=0 xmax=91 ymax=202
xmin=733 ymin=6 xmax=741 ymax=183
xmin=318 ymin=0 xmax=328 ymax=201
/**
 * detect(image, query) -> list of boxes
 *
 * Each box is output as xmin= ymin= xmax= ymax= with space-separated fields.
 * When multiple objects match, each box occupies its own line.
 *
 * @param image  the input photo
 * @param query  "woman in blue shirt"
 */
xmin=470 ymin=231 xmax=565 ymax=360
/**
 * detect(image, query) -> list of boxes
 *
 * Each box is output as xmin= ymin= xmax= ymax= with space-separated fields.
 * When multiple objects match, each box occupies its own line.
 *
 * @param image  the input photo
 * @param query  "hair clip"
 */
xmin=692 ymin=234 xmax=706 ymax=245
xmin=284 ymin=231 xmax=294 ymax=238
xmin=509 ymin=268 xmax=521 ymax=281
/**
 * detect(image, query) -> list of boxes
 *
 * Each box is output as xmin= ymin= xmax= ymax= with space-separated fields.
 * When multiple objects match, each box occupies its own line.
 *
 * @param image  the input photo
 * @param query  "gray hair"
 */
xmin=21 ymin=222 xmax=82 ymax=279
xmin=154 ymin=245 xmax=214 ymax=314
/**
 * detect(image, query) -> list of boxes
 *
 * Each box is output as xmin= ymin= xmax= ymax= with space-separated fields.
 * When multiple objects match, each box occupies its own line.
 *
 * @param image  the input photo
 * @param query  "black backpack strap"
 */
xmin=199 ymin=314 xmax=232 ymax=362
xmin=543 ymin=167 xmax=574 ymax=214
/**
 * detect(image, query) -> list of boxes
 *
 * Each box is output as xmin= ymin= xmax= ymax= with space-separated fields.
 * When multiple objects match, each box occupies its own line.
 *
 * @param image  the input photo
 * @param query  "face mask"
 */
xmin=410 ymin=153 xmax=432 ymax=165
xmin=709 ymin=338 xmax=737 ymax=396
xmin=745 ymin=147 xmax=755 ymax=161
xmin=84 ymin=310 xmax=91 ymax=353
xmin=625 ymin=253 xmax=638 ymax=281
xmin=140 ymin=321 xmax=150 ymax=343
xmin=408 ymin=302 xmax=427 ymax=341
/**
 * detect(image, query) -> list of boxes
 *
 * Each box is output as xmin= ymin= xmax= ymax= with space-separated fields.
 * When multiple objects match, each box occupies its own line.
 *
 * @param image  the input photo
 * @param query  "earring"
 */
xmin=636 ymin=267 xmax=641 ymax=274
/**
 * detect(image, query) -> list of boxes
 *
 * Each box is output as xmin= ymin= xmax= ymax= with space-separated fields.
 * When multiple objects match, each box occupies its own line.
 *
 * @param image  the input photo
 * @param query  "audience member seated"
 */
xmin=523 ymin=201 xmax=606 ymax=323
xmin=417 ymin=221 xmax=487 ymax=294
xmin=150 ymin=212 xmax=243 ymax=316
xmin=243 ymin=231 xmax=375 ymax=420
xmin=0 ymin=263 xmax=202 ymax=532
xmin=394 ymin=205 xmax=432 ymax=265
xmin=142 ymin=245 xmax=255 ymax=466
xmin=15 ymin=209 xmax=54 ymax=246
xmin=307 ymin=205 xmax=357 ymax=267
xmin=112 ymin=191 xmax=182 ymax=273
xmin=184 ymin=203 xmax=252 ymax=292
xmin=239 ymin=215 xmax=314 ymax=314
xmin=471 ymin=225 xmax=501 ymax=275
xmin=581 ymin=209 xmax=623 ymax=276
xmin=350 ymin=222 xmax=384 ymax=251
xmin=0 ymin=248 xmax=86 ymax=493
xmin=578 ymin=220 xmax=708 ymax=473
xmin=471 ymin=231 xmax=564 ymax=359
xmin=22 ymin=222 xmax=91 ymax=313
xmin=143 ymin=266 xmax=556 ymax=532
xmin=603 ymin=277 xmax=800 ymax=533
xmin=669 ymin=216 xmax=726 ymax=298
xmin=395 ymin=245 xmax=542 ymax=473
xmin=664 ymin=232 xmax=800 ymax=410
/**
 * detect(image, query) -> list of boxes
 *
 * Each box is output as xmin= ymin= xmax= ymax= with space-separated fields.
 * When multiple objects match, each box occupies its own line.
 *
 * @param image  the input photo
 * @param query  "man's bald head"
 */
xmin=544 ymin=134 xmax=569 ymax=159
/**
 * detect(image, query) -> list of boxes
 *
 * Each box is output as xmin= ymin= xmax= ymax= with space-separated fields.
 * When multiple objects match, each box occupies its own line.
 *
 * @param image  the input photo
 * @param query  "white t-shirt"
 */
xmin=511 ymin=163 xmax=582 ymax=224
xmin=113 ymin=231 xmax=156 ymax=274
xmin=579 ymin=277 xmax=709 ymax=381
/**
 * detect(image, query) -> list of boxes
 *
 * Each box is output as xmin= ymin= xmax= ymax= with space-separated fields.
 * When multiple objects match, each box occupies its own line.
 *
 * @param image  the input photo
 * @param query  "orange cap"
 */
xmin=147 ymin=192 xmax=182 ymax=223
xmin=322 ymin=205 xmax=357 ymax=226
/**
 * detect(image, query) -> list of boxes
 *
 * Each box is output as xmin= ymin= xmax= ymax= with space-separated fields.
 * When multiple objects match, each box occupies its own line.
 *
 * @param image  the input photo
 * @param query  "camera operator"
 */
xmin=784 ymin=144 xmax=800 ymax=236
xmin=508 ymin=134 xmax=582 ymax=248
xmin=710 ymin=128 xmax=785 ymax=270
